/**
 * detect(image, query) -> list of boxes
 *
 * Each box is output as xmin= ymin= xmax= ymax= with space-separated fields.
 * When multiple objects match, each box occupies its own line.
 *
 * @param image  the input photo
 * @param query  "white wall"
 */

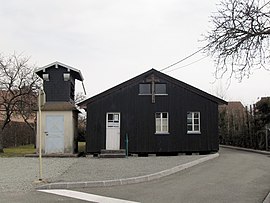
xmin=36 ymin=111 xmax=75 ymax=154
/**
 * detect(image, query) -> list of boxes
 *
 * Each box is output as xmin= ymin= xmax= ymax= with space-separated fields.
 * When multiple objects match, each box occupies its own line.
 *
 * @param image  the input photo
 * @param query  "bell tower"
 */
xmin=35 ymin=61 xmax=84 ymax=155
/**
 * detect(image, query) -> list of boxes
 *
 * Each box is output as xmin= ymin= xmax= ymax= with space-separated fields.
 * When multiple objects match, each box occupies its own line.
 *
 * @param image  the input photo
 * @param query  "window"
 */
xmin=155 ymin=112 xmax=169 ymax=133
xmin=155 ymin=84 xmax=167 ymax=94
xmin=187 ymin=112 xmax=200 ymax=133
xmin=42 ymin=74 xmax=49 ymax=81
xmin=107 ymin=113 xmax=120 ymax=128
xmin=139 ymin=83 xmax=167 ymax=95
xmin=139 ymin=84 xmax=151 ymax=95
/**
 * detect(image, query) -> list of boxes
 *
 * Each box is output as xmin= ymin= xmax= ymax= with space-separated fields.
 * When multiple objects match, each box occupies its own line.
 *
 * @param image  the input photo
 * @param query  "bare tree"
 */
xmin=16 ymin=90 xmax=38 ymax=132
xmin=0 ymin=53 xmax=40 ymax=152
xmin=212 ymin=80 xmax=228 ymax=100
xmin=204 ymin=0 xmax=270 ymax=81
xmin=75 ymin=92 xmax=86 ymax=104
xmin=75 ymin=92 xmax=87 ymax=142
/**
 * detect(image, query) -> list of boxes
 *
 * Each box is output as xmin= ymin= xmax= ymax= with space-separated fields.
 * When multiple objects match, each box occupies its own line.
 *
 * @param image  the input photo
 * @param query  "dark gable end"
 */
xmin=78 ymin=69 xmax=227 ymax=108
xmin=35 ymin=61 xmax=84 ymax=81
xmin=35 ymin=61 xmax=84 ymax=103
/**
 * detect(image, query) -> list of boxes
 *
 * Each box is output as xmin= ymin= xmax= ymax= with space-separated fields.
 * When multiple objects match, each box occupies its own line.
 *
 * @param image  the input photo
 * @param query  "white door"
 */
xmin=45 ymin=115 xmax=64 ymax=154
xmin=106 ymin=113 xmax=120 ymax=150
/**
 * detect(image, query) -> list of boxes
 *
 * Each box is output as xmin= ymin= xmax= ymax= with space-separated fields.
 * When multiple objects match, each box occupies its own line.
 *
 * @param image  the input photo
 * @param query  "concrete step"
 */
xmin=99 ymin=149 xmax=126 ymax=158
xmin=99 ymin=153 xmax=126 ymax=158
xmin=100 ymin=149 xmax=126 ymax=154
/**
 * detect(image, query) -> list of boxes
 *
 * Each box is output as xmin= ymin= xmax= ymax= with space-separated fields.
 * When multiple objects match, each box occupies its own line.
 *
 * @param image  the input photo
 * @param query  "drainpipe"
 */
xmin=125 ymin=133 xmax=129 ymax=158
xmin=266 ymin=125 xmax=269 ymax=151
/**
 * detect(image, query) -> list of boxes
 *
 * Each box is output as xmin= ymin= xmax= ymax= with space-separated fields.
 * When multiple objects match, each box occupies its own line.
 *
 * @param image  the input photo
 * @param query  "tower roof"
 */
xmin=35 ymin=61 xmax=84 ymax=81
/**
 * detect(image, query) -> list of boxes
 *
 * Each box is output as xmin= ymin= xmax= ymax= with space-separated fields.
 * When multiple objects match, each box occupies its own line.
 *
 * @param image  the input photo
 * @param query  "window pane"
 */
xmin=108 ymin=114 xmax=113 ymax=121
xmin=187 ymin=112 xmax=192 ymax=119
xmin=155 ymin=84 xmax=166 ymax=94
xmin=156 ymin=118 xmax=161 ymax=132
xmin=194 ymin=119 xmax=199 ymax=124
xmin=187 ymin=125 xmax=192 ymax=131
xmin=194 ymin=125 xmax=199 ymax=131
xmin=162 ymin=118 xmax=168 ymax=127
xmin=114 ymin=114 xmax=119 ymax=121
xmin=194 ymin=112 xmax=199 ymax=118
xmin=187 ymin=118 xmax=192 ymax=125
xmin=163 ymin=125 xmax=168 ymax=132
xmin=162 ymin=112 xmax=167 ymax=118
xmin=156 ymin=113 xmax=161 ymax=118
xmin=139 ymin=84 xmax=151 ymax=94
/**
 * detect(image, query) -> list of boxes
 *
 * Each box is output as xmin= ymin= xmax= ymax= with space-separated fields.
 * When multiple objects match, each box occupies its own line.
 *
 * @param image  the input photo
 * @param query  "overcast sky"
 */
xmin=1 ymin=0 xmax=269 ymax=105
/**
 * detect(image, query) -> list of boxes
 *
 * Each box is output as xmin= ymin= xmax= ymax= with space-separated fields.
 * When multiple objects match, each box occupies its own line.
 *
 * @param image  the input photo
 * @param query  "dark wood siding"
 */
xmin=43 ymin=65 xmax=75 ymax=102
xmin=86 ymin=75 xmax=220 ymax=153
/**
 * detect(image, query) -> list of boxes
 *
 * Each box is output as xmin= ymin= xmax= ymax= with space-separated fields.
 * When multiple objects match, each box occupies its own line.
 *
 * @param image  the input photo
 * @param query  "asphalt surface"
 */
xmin=76 ymin=148 xmax=270 ymax=203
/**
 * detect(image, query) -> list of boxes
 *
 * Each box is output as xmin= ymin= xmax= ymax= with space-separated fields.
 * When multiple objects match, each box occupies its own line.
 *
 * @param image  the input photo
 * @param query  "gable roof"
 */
xmin=35 ymin=61 xmax=84 ymax=81
xmin=78 ymin=69 xmax=227 ymax=108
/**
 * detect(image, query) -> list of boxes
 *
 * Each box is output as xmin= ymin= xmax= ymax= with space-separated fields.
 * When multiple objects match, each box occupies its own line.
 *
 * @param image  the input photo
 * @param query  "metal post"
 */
xmin=38 ymin=89 xmax=43 ymax=181
xmin=266 ymin=126 xmax=269 ymax=151
xmin=125 ymin=133 xmax=128 ymax=158
xmin=38 ymin=89 xmax=45 ymax=181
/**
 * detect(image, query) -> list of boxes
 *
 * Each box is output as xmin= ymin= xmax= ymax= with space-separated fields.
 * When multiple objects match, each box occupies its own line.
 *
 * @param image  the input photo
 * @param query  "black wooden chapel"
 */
xmin=79 ymin=69 xmax=227 ymax=155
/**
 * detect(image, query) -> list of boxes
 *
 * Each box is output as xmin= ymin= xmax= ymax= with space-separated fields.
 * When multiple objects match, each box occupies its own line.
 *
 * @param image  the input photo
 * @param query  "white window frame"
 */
xmin=187 ymin=112 xmax=201 ymax=134
xmin=155 ymin=112 xmax=169 ymax=134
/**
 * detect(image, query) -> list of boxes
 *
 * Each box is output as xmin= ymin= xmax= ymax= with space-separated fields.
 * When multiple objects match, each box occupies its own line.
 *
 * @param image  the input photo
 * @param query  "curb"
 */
xmin=263 ymin=192 xmax=270 ymax=203
xmin=36 ymin=153 xmax=219 ymax=190
xmin=220 ymin=145 xmax=270 ymax=155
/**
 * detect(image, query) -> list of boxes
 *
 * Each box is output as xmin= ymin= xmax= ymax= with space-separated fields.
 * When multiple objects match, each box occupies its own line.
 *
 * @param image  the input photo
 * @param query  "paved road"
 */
xmin=1 ymin=148 xmax=269 ymax=202
xmin=76 ymin=148 xmax=270 ymax=203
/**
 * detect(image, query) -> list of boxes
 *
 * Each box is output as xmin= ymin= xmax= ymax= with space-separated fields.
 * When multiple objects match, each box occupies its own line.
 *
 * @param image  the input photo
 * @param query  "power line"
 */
xmin=164 ymin=56 xmax=208 ymax=73
xmin=159 ymin=46 xmax=206 ymax=72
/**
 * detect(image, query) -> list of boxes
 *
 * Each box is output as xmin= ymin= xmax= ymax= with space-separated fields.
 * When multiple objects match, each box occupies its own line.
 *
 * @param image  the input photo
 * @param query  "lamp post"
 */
xmin=38 ymin=89 xmax=45 ymax=181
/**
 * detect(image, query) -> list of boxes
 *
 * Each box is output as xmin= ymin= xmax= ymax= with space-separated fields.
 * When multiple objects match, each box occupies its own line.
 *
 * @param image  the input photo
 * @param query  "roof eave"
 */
xmin=35 ymin=61 xmax=84 ymax=81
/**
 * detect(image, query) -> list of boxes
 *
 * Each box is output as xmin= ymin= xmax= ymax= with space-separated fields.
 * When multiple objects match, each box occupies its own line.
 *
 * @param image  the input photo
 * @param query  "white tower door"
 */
xmin=106 ymin=113 xmax=120 ymax=150
xmin=45 ymin=115 xmax=64 ymax=154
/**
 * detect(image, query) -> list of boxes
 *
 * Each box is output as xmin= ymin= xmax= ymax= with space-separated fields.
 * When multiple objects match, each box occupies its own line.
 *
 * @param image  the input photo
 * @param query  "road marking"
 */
xmin=38 ymin=189 xmax=140 ymax=203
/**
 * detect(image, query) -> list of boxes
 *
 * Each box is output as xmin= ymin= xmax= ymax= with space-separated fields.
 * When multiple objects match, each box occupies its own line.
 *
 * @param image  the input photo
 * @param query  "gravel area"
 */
xmin=52 ymin=155 xmax=206 ymax=182
xmin=0 ymin=155 xmax=205 ymax=192
xmin=0 ymin=157 xmax=77 ymax=192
